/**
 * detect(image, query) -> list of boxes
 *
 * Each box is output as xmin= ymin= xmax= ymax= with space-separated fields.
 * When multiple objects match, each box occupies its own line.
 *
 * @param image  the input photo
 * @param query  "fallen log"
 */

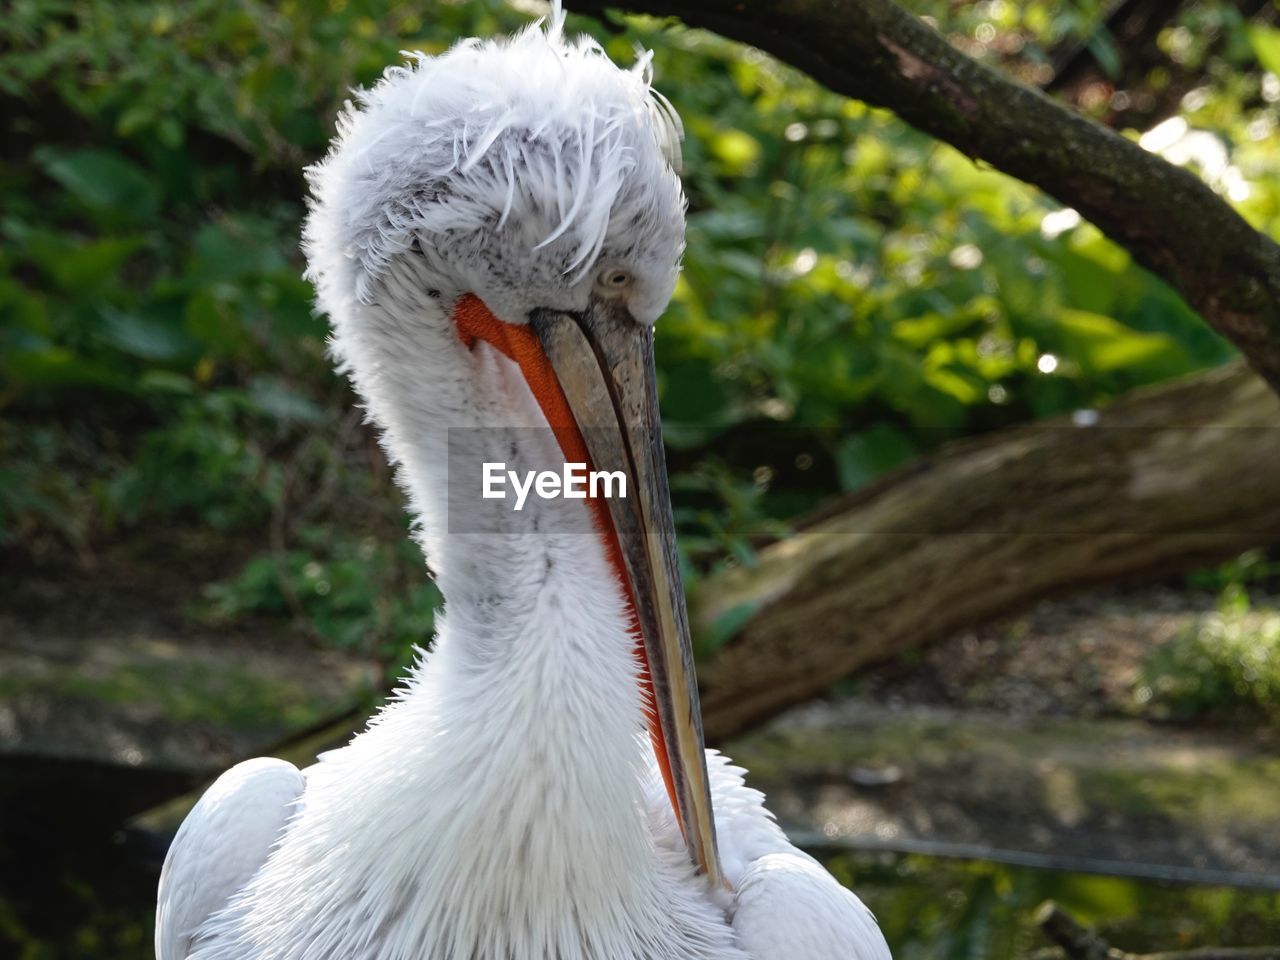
xmin=694 ymin=361 xmax=1280 ymax=740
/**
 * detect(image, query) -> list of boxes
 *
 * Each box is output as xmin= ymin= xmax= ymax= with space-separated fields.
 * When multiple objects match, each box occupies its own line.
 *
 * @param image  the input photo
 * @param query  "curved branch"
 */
xmin=572 ymin=0 xmax=1280 ymax=396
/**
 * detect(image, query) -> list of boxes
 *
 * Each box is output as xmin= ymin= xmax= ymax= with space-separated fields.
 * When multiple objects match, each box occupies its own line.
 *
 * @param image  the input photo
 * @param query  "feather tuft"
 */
xmin=303 ymin=2 xmax=684 ymax=307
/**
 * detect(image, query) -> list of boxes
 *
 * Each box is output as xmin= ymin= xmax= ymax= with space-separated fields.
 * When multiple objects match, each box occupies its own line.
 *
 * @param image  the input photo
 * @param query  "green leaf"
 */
xmin=1056 ymin=247 xmax=1120 ymax=317
xmin=36 ymin=148 xmax=160 ymax=221
xmin=183 ymin=287 xmax=248 ymax=355
xmin=698 ymin=600 xmax=759 ymax=657
xmin=1086 ymin=28 xmax=1123 ymax=80
xmin=189 ymin=221 xmax=283 ymax=284
xmin=19 ymin=228 xmax=146 ymax=293
xmin=924 ymin=364 xmax=987 ymax=405
xmin=710 ymin=129 xmax=761 ymax=175
xmin=139 ymin=370 xmax=197 ymax=395
xmin=2 ymin=345 xmax=131 ymax=391
xmin=246 ymin=375 xmax=324 ymax=424
xmin=894 ymin=312 xmax=974 ymax=350
xmin=100 ymin=308 xmax=201 ymax=362
xmin=657 ymin=357 xmax=730 ymax=424
xmin=1055 ymin=309 xmax=1178 ymax=372
xmin=835 ymin=424 xmax=917 ymax=492
xmin=1248 ymin=25 xmax=1280 ymax=76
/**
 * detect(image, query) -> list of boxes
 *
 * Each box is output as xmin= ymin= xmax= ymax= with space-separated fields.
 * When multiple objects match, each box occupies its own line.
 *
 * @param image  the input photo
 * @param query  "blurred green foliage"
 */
xmin=1139 ymin=571 xmax=1280 ymax=728
xmin=845 ymin=853 xmax=1280 ymax=960
xmin=3 ymin=0 xmax=1278 ymax=668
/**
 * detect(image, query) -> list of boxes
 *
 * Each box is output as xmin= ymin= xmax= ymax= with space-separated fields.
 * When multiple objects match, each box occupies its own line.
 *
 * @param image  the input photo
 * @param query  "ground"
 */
xmin=855 ymin=582 xmax=1278 ymax=727
xmin=1 ymin=558 xmax=1276 ymax=888
xmin=720 ymin=581 xmax=1280 ymax=887
xmin=730 ymin=700 xmax=1279 ymax=886
xmin=0 ymin=549 xmax=380 ymax=772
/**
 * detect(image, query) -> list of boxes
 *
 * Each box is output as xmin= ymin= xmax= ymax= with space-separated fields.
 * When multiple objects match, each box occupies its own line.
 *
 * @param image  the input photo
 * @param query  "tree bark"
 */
xmin=572 ymin=0 xmax=1280 ymax=396
xmin=692 ymin=361 xmax=1280 ymax=740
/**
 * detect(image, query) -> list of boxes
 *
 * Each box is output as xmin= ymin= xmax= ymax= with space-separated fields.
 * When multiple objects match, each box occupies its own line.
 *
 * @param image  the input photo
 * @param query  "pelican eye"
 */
xmin=595 ymin=267 xmax=634 ymax=296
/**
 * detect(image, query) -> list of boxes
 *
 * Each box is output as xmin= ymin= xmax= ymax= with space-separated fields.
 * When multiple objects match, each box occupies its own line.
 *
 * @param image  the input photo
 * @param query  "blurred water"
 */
xmin=840 ymin=853 xmax=1280 ymax=959
xmin=3 ymin=758 xmax=1277 ymax=958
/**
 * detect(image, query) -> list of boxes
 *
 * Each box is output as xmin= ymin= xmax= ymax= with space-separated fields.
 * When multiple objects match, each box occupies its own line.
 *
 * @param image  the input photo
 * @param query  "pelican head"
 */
xmin=303 ymin=3 xmax=723 ymax=892
xmin=305 ymin=7 xmax=685 ymax=322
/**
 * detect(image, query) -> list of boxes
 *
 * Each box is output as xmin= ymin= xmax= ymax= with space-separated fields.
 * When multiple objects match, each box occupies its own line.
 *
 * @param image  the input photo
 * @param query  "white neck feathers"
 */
xmin=195 ymin=261 xmax=739 ymax=959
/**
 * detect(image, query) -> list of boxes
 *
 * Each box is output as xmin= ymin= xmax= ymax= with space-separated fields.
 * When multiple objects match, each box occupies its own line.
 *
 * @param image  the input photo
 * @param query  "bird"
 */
xmin=155 ymin=5 xmax=892 ymax=959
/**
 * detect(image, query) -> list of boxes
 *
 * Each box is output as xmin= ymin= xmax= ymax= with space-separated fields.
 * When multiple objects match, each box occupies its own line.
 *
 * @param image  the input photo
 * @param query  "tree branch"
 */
xmin=572 ymin=0 xmax=1280 ymax=396
xmin=1036 ymin=902 xmax=1119 ymax=960
xmin=692 ymin=361 xmax=1280 ymax=739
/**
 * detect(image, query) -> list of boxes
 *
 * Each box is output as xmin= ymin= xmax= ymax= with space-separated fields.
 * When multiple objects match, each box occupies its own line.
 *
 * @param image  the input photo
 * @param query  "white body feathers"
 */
xmin=156 ymin=8 xmax=891 ymax=960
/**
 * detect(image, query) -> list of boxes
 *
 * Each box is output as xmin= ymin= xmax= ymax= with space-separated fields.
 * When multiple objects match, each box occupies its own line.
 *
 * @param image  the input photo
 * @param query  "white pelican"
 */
xmin=155 ymin=6 xmax=892 ymax=959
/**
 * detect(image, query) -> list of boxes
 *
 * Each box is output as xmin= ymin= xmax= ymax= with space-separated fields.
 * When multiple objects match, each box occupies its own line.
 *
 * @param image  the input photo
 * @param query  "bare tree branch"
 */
xmin=692 ymin=361 xmax=1280 ymax=739
xmin=572 ymin=0 xmax=1280 ymax=396
xmin=1036 ymin=901 xmax=1118 ymax=960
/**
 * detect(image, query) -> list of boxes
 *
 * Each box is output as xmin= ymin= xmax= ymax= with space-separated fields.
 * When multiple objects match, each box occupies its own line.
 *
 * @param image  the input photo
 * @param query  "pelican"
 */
xmin=155 ymin=6 xmax=892 ymax=959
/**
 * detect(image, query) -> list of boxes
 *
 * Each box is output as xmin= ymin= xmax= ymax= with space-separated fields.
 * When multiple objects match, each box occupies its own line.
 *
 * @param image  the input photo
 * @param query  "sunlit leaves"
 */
xmin=0 ymin=0 xmax=1264 ymax=604
xmin=1140 ymin=593 xmax=1280 ymax=727
xmin=706 ymin=127 xmax=762 ymax=177
xmin=1053 ymin=309 xmax=1188 ymax=376
xmin=1247 ymin=24 xmax=1280 ymax=76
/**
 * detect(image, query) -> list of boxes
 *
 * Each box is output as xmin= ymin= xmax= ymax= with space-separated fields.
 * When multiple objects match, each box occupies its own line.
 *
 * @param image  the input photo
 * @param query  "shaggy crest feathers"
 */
xmin=303 ymin=0 xmax=685 ymax=312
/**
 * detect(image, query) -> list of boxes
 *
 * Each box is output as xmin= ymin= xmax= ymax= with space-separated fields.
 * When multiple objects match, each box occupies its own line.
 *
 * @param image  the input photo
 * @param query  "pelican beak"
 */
xmin=531 ymin=299 xmax=726 ymax=890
